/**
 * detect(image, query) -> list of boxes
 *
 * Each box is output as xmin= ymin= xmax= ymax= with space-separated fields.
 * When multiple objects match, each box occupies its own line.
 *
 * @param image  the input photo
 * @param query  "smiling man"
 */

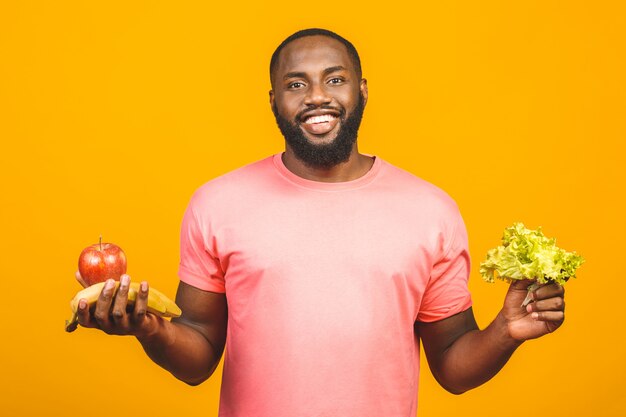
xmin=270 ymin=32 xmax=369 ymax=174
xmin=75 ymin=28 xmax=567 ymax=417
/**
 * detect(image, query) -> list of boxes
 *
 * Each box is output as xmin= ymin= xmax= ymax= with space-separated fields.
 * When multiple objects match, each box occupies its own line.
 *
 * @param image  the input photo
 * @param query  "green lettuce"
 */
xmin=480 ymin=223 xmax=584 ymax=286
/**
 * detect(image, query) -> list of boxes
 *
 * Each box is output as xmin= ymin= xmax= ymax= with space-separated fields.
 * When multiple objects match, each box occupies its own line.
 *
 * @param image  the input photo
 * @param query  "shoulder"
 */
xmin=187 ymin=155 xmax=276 ymax=209
xmin=377 ymin=158 xmax=461 ymax=216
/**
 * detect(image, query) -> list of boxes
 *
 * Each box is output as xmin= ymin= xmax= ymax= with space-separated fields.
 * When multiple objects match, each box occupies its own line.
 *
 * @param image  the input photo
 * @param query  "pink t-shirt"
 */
xmin=179 ymin=154 xmax=472 ymax=417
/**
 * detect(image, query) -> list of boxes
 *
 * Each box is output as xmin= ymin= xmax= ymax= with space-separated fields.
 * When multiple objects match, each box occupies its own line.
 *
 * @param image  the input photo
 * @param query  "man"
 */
xmin=75 ymin=29 xmax=566 ymax=416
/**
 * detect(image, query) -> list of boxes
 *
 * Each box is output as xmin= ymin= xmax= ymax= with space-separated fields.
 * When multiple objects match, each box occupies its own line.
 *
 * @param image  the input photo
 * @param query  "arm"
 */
xmin=415 ymin=279 xmax=565 ymax=394
xmin=76 ymin=275 xmax=227 ymax=386
xmin=137 ymin=281 xmax=228 ymax=385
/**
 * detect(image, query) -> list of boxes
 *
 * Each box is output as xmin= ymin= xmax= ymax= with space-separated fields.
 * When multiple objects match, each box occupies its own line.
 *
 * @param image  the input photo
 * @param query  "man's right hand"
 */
xmin=74 ymin=272 xmax=160 ymax=338
xmin=72 ymin=272 xmax=227 ymax=385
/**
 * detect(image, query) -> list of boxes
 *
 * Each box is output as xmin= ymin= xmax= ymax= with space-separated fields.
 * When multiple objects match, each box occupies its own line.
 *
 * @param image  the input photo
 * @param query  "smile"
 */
xmin=301 ymin=114 xmax=340 ymax=135
xmin=304 ymin=114 xmax=337 ymax=124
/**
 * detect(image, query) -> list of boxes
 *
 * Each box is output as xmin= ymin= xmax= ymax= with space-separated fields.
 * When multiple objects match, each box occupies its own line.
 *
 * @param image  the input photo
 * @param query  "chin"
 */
xmin=303 ymin=132 xmax=339 ymax=146
xmin=274 ymin=100 xmax=363 ymax=169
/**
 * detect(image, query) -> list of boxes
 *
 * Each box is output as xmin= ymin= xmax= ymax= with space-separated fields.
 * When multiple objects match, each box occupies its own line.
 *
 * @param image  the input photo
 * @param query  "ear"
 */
xmin=360 ymin=78 xmax=368 ymax=106
xmin=269 ymin=90 xmax=275 ymax=107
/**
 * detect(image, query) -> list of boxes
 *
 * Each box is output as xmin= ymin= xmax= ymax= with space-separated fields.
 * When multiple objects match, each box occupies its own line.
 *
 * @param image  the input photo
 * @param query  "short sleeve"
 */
xmin=417 ymin=211 xmax=472 ymax=322
xmin=178 ymin=200 xmax=226 ymax=293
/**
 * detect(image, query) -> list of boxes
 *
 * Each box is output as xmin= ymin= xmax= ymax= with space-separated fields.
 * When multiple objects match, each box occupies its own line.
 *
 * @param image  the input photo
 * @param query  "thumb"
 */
xmin=508 ymin=279 xmax=546 ymax=308
xmin=509 ymin=278 xmax=537 ymax=292
xmin=75 ymin=271 xmax=88 ymax=288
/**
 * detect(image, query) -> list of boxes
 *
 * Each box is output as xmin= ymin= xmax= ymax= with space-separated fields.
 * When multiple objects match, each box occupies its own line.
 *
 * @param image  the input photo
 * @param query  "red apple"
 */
xmin=78 ymin=237 xmax=127 ymax=286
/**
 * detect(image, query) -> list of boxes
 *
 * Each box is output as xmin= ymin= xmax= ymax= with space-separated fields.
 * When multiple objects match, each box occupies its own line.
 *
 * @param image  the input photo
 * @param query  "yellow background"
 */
xmin=1 ymin=1 xmax=624 ymax=416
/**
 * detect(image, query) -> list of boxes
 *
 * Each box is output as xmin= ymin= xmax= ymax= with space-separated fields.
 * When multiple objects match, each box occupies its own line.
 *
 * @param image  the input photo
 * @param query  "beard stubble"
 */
xmin=272 ymin=94 xmax=366 ymax=170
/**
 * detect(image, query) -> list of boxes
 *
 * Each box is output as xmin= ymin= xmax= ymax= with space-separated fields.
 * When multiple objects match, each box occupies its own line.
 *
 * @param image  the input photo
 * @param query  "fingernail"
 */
xmin=105 ymin=279 xmax=115 ymax=290
xmin=532 ymin=312 xmax=539 ymax=320
xmin=79 ymin=299 xmax=86 ymax=310
xmin=121 ymin=275 xmax=130 ymax=287
xmin=141 ymin=281 xmax=148 ymax=292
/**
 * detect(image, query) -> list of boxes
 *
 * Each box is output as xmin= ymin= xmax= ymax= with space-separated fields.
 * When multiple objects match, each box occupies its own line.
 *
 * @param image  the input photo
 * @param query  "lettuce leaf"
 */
xmin=480 ymin=223 xmax=584 ymax=285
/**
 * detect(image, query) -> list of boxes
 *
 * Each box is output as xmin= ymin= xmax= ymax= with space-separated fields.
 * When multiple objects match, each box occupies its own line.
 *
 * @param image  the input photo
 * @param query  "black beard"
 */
xmin=272 ymin=95 xmax=365 ymax=170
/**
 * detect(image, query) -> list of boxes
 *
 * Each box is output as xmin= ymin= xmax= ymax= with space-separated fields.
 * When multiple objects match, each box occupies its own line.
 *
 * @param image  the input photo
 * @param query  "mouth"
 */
xmin=299 ymin=113 xmax=340 ymax=136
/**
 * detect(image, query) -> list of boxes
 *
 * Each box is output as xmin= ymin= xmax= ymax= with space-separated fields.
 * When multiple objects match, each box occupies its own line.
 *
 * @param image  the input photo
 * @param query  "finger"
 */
xmin=532 ymin=283 xmax=565 ymax=301
xmin=132 ymin=281 xmax=149 ymax=326
xmin=526 ymin=296 xmax=565 ymax=313
xmin=530 ymin=310 xmax=565 ymax=323
xmin=75 ymin=271 xmax=89 ymax=288
xmin=111 ymin=274 xmax=131 ymax=329
xmin=93 ymin=279 xmax=116 ymax=331
xmin=510 ymin=279 xmax=537 ymax=291
xmin=76 ymin=298 xmax=96 ymax=328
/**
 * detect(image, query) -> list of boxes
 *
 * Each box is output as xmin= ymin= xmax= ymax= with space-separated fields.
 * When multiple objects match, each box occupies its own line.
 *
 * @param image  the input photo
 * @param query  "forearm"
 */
xmin=431 ymin=312 xmax=522 ymax=394
xmin=135 ymin=315 xmax=223 ymax=385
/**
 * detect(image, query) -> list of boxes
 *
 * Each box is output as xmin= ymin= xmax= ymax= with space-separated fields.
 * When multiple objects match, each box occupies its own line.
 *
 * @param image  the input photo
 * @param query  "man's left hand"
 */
xmin=501 ymin=279 xmax=565 ymax=341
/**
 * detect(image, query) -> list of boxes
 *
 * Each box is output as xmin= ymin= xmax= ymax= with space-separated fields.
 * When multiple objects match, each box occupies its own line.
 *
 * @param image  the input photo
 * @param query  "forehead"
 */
xmin=274 ymin=35 xmax=355 ymax=78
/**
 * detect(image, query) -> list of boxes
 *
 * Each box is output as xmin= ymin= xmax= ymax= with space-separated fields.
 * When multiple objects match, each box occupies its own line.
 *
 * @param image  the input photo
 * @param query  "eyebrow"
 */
xmin=282 ymin=65 xmax=348 ymax=81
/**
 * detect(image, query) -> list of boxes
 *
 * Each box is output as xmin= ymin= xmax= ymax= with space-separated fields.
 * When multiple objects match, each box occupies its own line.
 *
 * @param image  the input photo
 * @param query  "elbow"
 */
xmin=176 ymin=373 xmax=211 ymax=387
xmin=179 ymin=377 xmax=208 ymax=387
xmin=182 ymin=379 xmax=205 ymax=387
xmin=442 ymin=384 xmax=469 ymax=395
xmin=174 ymin=359 xmax=221 ymax=387
xmin=432 ymin=373 xmax=472 ymax=395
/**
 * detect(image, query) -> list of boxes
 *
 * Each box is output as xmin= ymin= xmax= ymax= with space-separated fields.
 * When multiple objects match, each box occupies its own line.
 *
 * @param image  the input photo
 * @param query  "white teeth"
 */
xmin=304 ymin=114 xmax=336 ymax=124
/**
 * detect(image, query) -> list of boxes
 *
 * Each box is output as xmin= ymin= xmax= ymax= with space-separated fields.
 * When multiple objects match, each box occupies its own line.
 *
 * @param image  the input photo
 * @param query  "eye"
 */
xmin=288 ymin=81 xmax=305 ymax=89
xmin=328 ymin=77 xmax=345 ymax=85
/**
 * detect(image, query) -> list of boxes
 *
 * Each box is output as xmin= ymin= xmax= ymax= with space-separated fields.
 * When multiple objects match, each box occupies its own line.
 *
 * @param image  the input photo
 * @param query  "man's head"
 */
xmin=269 ymin=29 xmax=362 ymax=87
xmin=269 ymin=29 xmax=368 ymax=169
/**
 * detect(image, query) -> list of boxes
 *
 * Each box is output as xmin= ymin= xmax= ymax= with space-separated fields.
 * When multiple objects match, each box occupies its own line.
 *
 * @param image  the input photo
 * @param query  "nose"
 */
xmin=304 ymin=82 xmax=331 ymax=107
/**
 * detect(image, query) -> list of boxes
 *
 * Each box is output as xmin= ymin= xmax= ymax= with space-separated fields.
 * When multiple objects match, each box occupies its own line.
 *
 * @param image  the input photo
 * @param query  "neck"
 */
xmin=282 ymin=145 xmax=374 ymax=183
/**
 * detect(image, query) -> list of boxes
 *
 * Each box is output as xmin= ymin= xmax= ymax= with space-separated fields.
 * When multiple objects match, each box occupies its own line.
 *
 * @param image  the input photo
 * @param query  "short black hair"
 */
xmin=269 ymin=28 xmax=362 ymax=85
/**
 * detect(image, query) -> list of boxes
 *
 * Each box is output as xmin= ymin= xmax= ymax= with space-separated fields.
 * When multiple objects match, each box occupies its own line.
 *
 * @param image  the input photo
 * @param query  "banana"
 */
xmin=65 ymin=281 xmax=182 ymax=333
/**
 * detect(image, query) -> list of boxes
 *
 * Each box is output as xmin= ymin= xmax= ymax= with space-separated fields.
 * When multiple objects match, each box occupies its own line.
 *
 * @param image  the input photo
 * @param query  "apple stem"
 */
xmin=99 ymin=235 xmax=102 ymax=251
